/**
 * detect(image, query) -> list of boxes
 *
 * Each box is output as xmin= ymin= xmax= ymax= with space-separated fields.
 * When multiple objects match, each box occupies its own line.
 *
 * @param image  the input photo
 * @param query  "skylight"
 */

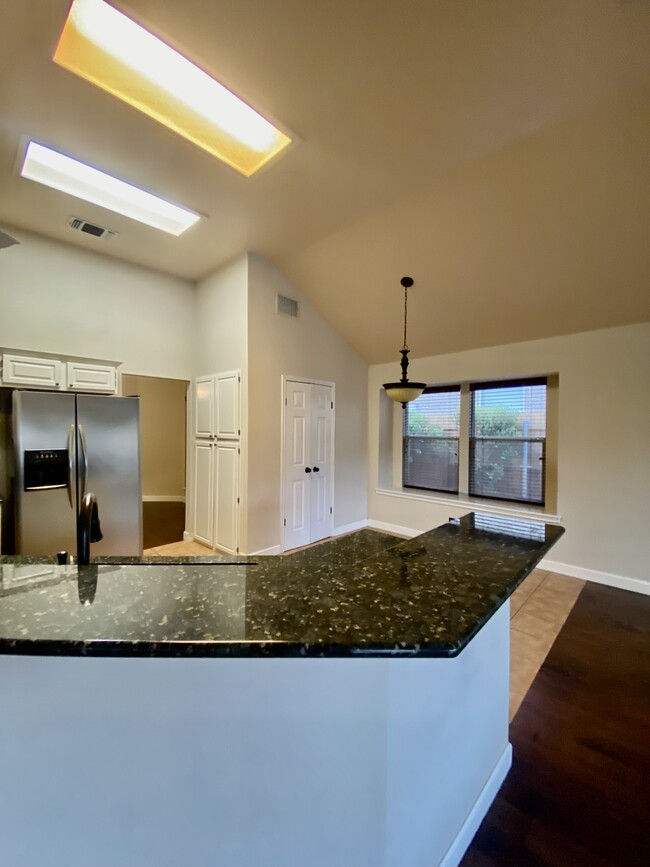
xmin=20 ymin=141 xmax=201 ymax=236
xmin=53 ymin=0 xmax=292 ymax=177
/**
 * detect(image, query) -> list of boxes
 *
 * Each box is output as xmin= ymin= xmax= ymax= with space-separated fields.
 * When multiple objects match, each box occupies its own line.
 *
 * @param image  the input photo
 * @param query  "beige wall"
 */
xmin=247 ymin=254 xmax=368 ymax=553
xmin=0 ymin=228 xmax=195 ymax=379
xmin=369 ymin=323 xmax=650 ymax=586
xmin=122 ymin=375 xmax=188 ymax=500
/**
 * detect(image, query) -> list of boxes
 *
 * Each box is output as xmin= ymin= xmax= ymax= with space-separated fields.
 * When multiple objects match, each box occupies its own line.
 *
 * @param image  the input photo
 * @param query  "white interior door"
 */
xmin=283 ymin=380 xmax=333 ymax=550
xmin=284 ymin=381 xmax=311 ymax=550
xmin=309 ymin=384 xmax=333 ymax=543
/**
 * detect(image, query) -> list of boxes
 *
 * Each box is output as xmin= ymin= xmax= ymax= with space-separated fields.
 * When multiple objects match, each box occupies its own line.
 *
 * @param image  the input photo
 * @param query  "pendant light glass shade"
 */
xmin=383 ymin=277 xmax=426 ymax=407
xmin=383 ymin=382 xmax=426 ymax=404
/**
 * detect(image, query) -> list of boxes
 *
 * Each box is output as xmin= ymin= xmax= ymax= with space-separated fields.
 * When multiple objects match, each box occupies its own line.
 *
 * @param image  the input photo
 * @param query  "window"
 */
xmin=469 ymin=379 xmax=546 ymax=505
xmin=403 ymin=387 xmax=461 ymax=493
xmin=402 ymin=377 xmax=548 ymax=506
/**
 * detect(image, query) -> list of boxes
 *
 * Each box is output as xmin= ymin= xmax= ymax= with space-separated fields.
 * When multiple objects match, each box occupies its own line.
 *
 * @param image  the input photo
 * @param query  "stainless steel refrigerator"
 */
xmin=13 ymin=390 xmax=142 ymax=556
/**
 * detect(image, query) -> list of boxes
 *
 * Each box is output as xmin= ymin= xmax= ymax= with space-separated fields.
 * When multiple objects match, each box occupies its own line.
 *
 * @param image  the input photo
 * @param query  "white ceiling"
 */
xmin=1 ymin=0 xmax=649 ymax=363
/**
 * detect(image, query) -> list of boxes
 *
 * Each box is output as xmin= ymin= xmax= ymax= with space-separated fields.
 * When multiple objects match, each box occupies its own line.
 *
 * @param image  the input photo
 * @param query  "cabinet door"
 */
xmin=194 ymin=377 xmax=214 ymax=438
xmin=67 ymin=362 xmax=117 ymax=393
xmin=214 ymin=441 xmax=239 ymax=554
xmin=215 ymin=371 xmax=240 ymax=439
xmin=192 ymin=441 xmax=214 ymax=546
xmin=2 ymin=354 xmax=63 ymax=389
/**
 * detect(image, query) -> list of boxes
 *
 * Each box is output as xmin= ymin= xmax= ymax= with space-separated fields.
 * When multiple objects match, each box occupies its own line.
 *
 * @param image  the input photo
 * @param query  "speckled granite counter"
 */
xmin=0 ymin=512 xmax=563 ymax=658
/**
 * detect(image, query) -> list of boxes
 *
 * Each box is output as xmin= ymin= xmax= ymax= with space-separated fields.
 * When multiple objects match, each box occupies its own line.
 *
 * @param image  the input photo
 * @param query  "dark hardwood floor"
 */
xmin=142 ymin=501 xmax=186 ymax=549
xmin=461 ymin=582 xmax=650 ymax=867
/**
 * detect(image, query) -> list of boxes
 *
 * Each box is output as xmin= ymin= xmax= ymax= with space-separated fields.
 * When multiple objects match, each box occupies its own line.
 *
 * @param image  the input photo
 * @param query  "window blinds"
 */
xmin=469 ymin=378 xmax=546 ymax=505
xmin=403 ymin=386 xmax=460 ymax=493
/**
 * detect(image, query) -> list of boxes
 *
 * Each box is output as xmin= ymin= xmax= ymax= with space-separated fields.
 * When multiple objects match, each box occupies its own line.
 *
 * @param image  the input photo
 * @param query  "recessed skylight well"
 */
xmin=54 ymin=0 xmax=292 ymax=177
xmin=20 ymin=141 xmax=201 ymax=235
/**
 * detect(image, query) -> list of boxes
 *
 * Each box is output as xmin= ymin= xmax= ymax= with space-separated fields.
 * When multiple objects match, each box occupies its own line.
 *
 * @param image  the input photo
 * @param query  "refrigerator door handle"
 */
xmin=78 ymin=423 xmax=89 ymax=502
xmin=67 ymin=424 xmax=75 ymax=509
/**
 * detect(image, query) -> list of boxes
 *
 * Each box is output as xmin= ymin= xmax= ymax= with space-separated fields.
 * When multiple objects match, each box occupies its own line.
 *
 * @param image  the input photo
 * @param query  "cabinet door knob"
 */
xmin=313 ymin=466 xmax=320 ymax=472
xmin=304 ymin=467 xmax=312 ymax=474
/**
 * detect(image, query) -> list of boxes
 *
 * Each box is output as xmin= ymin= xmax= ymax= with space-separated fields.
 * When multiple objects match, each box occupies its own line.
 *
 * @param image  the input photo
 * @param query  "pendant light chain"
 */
xmin=382 ymin=275 xmax=425 ymax=407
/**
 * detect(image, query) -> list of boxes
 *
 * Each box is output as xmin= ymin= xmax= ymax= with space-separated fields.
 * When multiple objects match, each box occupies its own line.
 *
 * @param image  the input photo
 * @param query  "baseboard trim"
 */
xmin=367 ymin=519 xmax=419 ymax=538
xmin=182 ymin=531 xmax=193 ymax=543
xmin=250 ymin=545 xmax=283 ymax=556
xmin=333 ymin=520 xmax=368 ymax=536
xmin=539 ymin=558 xmax=650 ymax=596
xmin=439 ymin=743 xmax=512 ymax=867
xmin=142 ymin=496 xmax=186 ymax=504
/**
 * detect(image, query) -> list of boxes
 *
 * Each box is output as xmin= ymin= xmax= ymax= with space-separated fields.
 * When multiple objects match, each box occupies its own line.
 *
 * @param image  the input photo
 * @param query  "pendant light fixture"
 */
xmin=382 ymin=276 xmax=426 ymax=407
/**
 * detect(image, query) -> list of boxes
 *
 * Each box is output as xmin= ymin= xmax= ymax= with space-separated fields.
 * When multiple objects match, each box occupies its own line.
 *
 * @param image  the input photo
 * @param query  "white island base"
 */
xmin=0 ymin=603 xmax=510 ymax=867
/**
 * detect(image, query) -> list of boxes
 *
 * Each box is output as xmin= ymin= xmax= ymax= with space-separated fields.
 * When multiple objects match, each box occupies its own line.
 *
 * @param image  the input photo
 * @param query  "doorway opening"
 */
xmin=122 ymin=373 xmax=189 ymax=550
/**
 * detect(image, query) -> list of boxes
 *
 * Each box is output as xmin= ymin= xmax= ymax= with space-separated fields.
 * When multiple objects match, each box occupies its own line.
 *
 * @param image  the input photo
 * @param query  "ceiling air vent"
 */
xmin=68 ymin=216 xmax=117 ymax=240
xmin=276 ymin=294 xmax=299 ymax=319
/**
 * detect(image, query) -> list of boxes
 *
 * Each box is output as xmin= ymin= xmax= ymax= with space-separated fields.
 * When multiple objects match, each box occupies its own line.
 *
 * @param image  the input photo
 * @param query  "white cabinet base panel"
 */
xmin=0 ymin=604 xmax=510 ymax=867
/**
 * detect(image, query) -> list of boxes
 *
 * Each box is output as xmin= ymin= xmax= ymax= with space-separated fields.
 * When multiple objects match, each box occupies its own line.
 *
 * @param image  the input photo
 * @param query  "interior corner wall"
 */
xmin=368 ymin=322 xmax=650 ymax=587
xmin=0 ymin=227 xmax=195 ymax=379
xmin=247 ymin=254 xmax=368 ymax=554
xmin=193 ymin=255 xmax=249 ymax=551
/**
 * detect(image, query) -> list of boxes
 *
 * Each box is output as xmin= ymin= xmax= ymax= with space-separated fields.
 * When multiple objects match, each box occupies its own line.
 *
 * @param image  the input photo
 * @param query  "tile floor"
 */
xmin=143 ymin=538 xmax=585 ymax=721
xmin=508 ymin=568 xmax=585 ymax=719
xmin=143 ymin=540 xmax=216 ymax=557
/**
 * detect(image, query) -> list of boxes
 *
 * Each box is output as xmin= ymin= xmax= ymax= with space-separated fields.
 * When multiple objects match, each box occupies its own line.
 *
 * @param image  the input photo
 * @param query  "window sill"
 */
xmin=375 ymin=487 xmax=562 ymax=525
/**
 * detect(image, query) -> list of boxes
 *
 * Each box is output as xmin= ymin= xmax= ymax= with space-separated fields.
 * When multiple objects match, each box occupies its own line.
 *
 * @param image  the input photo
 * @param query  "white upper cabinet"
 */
xmin=2 ymin=354 xmax=63 ymax=389
xmin=1 ymin=352 xmax=120 ymax=393
xmin=194 ymin=376 xmax=215 ymax=438
xmin=193 ymin=371 xmax=240 ymax=439
xmin=215 ymin=371 xmax=240 ymax=439
xmin=66 ymin=362 xmax=117 ymax=393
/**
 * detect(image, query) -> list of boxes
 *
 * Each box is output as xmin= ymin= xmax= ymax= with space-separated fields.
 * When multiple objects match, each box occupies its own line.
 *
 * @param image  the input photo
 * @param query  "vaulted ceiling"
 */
xmin=1 ymin=0 xmax=649 ymax=363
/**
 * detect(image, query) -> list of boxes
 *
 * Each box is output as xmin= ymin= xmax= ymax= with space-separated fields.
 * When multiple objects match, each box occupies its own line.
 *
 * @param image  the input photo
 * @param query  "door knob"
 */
xmin=305 ymin=467 xmax=312 ymax=473
xmin=313 ymin=466 xmax=320 ymax=472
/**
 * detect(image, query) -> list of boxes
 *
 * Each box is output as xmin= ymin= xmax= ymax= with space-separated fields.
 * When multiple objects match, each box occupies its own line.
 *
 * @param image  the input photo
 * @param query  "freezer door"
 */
xmin=13 ymin=390 xmax=77 ymax=555
xmin=76 ymin=395 xmax=142 ymax=556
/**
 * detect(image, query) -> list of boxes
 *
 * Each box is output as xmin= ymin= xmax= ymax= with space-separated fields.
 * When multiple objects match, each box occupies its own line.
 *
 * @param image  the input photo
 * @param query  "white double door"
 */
xmin=283 ymin=380 xmax=334 ymax=550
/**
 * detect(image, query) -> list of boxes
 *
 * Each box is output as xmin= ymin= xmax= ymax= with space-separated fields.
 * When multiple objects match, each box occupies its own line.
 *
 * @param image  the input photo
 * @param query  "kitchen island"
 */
xmin=0 ymin=513 xmax=563 ymax=867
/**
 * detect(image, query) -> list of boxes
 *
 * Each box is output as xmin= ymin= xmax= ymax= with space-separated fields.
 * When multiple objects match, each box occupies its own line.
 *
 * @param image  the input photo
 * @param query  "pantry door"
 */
xmin=283 ymin=379 xmax=334 ymax=551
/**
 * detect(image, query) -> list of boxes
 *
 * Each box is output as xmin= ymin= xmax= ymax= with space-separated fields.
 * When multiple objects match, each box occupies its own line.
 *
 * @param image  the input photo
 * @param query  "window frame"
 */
xmin=401 ymin=376 xmax=548 ymax=507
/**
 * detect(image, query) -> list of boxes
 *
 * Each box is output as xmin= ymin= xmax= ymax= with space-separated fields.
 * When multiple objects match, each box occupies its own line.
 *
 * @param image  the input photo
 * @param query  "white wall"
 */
xmin=247 ymin=254 xmax=368 ymax=553
xmin=194 ymin=255 xmax=249 ymax=377
xmin=0 ymin=228 xmax=195 ymax=379
xmin=193 ymin=256 xmax=249 ymax=550
xmin=369 ymin=323 xmax=650 ymax=587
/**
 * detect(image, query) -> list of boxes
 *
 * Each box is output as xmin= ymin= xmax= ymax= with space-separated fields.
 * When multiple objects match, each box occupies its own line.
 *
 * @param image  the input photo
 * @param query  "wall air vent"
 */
xmin=67 ymin=216 xmax=117 ymax=240
xmin=276 ymin=294 xmax=299 ymax=319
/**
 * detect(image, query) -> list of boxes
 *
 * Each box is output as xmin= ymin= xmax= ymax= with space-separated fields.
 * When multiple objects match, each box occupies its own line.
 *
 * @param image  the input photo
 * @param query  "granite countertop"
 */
xmin=0 ymin=512 xmax=563 ymax=659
